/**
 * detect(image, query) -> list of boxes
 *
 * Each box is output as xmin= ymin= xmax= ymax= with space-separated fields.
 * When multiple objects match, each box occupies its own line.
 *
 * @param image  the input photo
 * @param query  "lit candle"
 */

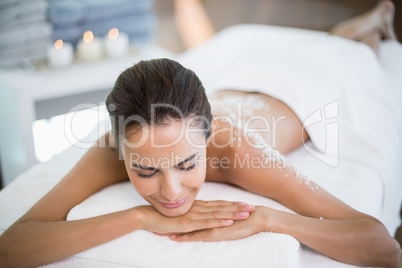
xmin=104 ymin=28 xmax=129 ymax=58
xmin=47 ymin=39 xmax=73 ymax=67
xmin=77 ymin=31 xmax=103 ymax=61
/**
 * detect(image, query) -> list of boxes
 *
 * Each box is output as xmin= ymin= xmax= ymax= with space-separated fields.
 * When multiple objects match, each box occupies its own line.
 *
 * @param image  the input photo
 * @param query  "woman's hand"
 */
xmin=135 ymin=200 xmax=255 ymax=235
xmin=168 ymin=206 xmax=275 ymax=242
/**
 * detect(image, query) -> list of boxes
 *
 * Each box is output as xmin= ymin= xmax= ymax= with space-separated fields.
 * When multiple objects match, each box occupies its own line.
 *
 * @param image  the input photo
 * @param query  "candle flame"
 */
xmin=108 ymin=28 xmax=119 ymax=40
xmin=54 ymin=39 xmax=63 ymax=49
xmin=83 ymin=31 xmax=94 ymax=43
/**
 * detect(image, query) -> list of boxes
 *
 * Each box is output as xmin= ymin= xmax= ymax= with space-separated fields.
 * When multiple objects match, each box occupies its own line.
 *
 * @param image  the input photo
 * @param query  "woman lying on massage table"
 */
xmin=0 ymin=1 xmax=400 ymax=267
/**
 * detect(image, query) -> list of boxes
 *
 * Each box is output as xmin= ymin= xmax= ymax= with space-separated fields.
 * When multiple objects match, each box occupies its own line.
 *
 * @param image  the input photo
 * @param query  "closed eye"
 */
xmin=137 ymin=171 xmax=157 ymax=178
xmin=137 ymin=165 xmax=195 ymax=178
xmin=132 ymin=153 xmax=199 ymax=178
xmin=177 ymin=163 xmax=196 ymax=172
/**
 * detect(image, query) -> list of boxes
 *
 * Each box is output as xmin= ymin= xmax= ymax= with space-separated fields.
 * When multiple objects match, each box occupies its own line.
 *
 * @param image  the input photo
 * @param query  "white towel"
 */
xmin=62 ymin=181 xmax=300 ymax=268
xmin=298 ymin=245 xmax=360 ymax=268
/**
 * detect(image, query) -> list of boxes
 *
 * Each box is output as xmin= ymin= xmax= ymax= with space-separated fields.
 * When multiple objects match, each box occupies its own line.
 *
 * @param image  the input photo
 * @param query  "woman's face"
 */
xmin=123 ymin=119 xmax=208 ymax=217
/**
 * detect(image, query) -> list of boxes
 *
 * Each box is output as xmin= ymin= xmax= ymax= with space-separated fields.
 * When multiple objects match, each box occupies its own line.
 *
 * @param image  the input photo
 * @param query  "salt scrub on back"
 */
xmin=209 ymin=93 xmax=318 ymax=191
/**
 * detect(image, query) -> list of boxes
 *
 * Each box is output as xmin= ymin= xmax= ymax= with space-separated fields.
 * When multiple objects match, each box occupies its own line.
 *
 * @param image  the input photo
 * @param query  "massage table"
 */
xmin=0 ymin=24 xmax=401 ymax=267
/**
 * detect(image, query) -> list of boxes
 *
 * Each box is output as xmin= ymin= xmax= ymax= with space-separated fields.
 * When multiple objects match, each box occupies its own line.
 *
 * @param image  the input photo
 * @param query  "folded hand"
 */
xmin=137 ymin=200 xmax=255 ymax=235
xmin=168 ymin=206 xmax=272 ymax=242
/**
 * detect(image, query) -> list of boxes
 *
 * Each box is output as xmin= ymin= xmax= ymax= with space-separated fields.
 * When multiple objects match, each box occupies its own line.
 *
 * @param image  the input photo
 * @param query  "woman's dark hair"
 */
xmin=106 ymin=58 xmax=212 ymax=149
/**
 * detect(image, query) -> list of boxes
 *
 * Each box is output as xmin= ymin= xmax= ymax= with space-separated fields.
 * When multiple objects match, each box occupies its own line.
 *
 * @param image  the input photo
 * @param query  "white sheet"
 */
xmin=1 ymin=24 xmax=401 ymax=268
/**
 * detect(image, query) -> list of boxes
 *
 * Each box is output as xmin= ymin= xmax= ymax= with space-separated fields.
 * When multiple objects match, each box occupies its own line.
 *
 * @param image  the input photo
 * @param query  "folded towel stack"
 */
xmin=0 ymin=0 xmax=52 ymax=68
xmin=47 ymin=0 xmax=156 ymax=46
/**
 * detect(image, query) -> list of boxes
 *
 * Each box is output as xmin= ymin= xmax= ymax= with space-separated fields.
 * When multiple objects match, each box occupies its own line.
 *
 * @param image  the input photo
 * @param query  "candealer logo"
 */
xmin=302 ymin=100 xmax=339 ymax=167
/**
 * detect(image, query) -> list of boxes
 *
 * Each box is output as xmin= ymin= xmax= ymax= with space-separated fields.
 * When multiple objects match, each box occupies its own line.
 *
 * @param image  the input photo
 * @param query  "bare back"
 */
xmin=205 ymin=89 xmax=308 ymax=182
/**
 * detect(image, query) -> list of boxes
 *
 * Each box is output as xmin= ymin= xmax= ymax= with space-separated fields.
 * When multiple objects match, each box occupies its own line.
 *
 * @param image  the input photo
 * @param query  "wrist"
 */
xmin=256 ymin=206 xmax=286 ymax=233
xmin=129 ymin=206 xmax=147 ymax=231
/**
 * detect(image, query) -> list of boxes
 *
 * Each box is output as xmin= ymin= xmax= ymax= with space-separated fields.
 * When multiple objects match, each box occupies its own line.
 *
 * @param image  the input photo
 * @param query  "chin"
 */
xmin=158 ymin=205 xmax=191 ymax=217
xmin=152 ymin=193 xmax=197 ymax=217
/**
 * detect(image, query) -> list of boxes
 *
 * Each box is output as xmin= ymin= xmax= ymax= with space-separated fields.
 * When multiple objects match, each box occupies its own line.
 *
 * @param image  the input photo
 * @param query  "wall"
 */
xmin=155 ymin=0 xmax=401 ymax=53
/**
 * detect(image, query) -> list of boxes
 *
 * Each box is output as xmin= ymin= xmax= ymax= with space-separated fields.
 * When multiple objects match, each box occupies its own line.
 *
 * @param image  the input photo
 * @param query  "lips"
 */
xmin=159 ymin=195 xmax=188 ymax=208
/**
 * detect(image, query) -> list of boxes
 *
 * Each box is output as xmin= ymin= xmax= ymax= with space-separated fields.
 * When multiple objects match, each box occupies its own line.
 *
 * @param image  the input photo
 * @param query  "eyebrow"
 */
xmin=131 ymin=153 xmax=199 ymax=170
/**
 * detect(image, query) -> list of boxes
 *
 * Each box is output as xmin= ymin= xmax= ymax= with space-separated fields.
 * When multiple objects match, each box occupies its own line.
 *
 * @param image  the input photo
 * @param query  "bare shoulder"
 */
xmin=213 ymin=133 xmax=286 ymax=198
xmin=15 ymin=132 xmax=129 ymax=224
xmin=210 ymin=130 xmax=367 ymax=220
xmin=206 ymin=123 xmax=281 ymax=192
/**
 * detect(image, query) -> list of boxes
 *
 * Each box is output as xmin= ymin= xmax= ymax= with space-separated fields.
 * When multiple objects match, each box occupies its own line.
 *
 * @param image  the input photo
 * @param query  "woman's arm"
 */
xmin=0 ymin=201 xmax=249 ymax=268
xmin=264 ymin=207 xmax=400 ymax=268
xmin=229 ymin=148 xmax=400 ymax=267
xmin=0 ymin=207 xmax=143 ymax=268
xmin=171 ymin=145 xmax=401 ymax=268
xmin=0 ymin=133 xmax=131 ymax=267
xmin=0 ymin=133 xmax=252 ymax=268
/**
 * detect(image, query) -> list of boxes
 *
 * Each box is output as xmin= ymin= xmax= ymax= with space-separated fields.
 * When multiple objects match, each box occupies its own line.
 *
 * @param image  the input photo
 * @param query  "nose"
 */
xmin=160 ymin=171 xmax=182 ymax=201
